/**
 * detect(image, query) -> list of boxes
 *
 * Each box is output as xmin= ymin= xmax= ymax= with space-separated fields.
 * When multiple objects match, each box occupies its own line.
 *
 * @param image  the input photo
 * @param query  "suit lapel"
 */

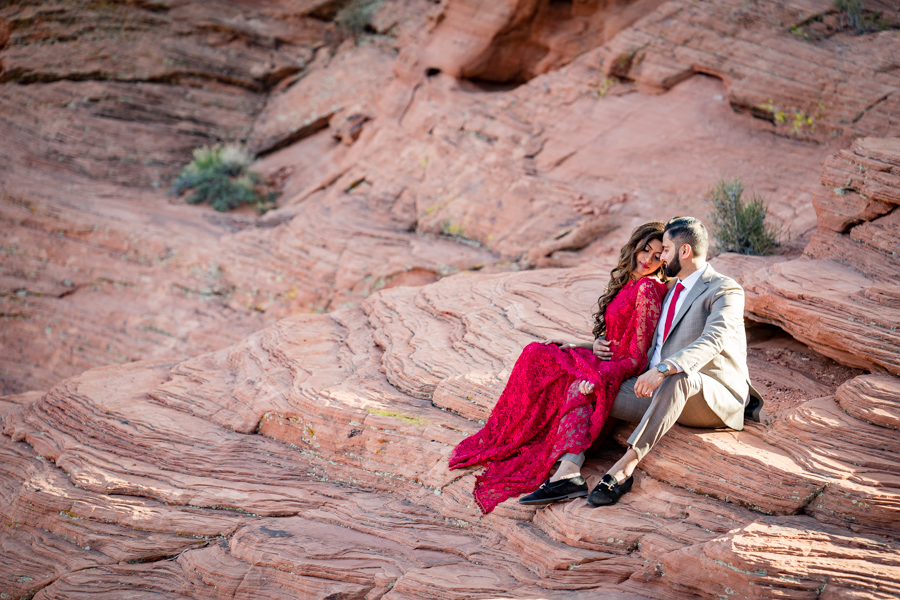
xmin=647 ymin=282 xmax=678 ymax=365
xmin=667 ymin=264 xmax=714 ymax=337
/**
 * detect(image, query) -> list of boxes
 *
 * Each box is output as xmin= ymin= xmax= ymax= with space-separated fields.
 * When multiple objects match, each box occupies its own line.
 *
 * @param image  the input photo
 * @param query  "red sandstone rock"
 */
xmin=0 ymin=1 xmax=330 ymax=88
xmin=4 ymin=1 xmax=900 ymax=599
xmin=0 ymin=0 xmax=503 ymax=395
xmin=653 ymin=518 xmax=900 ymax=600
xmin=0 ymin=0 xmax=331 ymax=394
xmin=740 ymin=137 xmax=900 ymax=376
xmin=837 ymin=374 xmax=900 ymax=430
xmin=0 ymin=432 xmax=247 ymax=599
xmin=349 ymin=71 xmax=828 ymax=267
xmin=1 ymin=0 xmax=849 ymax=397
xmin=0 ymin=79 xmax=265 ymax=189
xmin=617 ymin=420 xmax=826 ymax=516
xmin=412 ymin=0 xmax=666 ymax=84
xmin=5 ymin=249 xmax=895 ymax=598
xmin=596 ymin=0 xmax=900 ymax=143
xmin=36 ymin=546 xmax=374 ymax=600
xmin=769 ymin=396 xmax=900 ymax=539
xmin=0 ymin=15 xmax=8 ymax=52
xmin=744 ymin=258 xmax=900 ymax=374
xmin=247 ymin=41 xmax=397 ymax=154
xmin=815 ymin=142 xmax=900 ymax=233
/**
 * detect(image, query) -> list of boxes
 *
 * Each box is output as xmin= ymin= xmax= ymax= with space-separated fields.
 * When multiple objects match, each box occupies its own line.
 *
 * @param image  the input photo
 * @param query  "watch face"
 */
xmin=657 ymin=364 xmax=668 ymax=374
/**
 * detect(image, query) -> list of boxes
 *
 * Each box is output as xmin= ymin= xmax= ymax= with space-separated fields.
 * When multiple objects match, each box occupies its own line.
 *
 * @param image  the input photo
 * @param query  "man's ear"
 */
xmin=681 ymin=243 xmax=693 ymax=260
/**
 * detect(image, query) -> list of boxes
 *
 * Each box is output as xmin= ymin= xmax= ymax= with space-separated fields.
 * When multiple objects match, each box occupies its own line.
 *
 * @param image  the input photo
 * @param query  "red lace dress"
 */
xmin=449 ymin=276 xmax=666 ymax=514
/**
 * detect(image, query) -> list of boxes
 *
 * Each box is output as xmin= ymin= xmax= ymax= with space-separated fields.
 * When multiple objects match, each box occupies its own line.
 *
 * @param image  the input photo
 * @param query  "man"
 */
xmin=582 ymin=216 xmax=763 ymax=505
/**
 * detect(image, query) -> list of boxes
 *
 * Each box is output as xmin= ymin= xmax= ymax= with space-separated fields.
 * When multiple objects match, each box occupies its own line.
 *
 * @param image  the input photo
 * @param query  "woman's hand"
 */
xmin=592 ymin=337 xmax=615 ymax=361
xmin=577 ymin=380 xmax=595 ymax=395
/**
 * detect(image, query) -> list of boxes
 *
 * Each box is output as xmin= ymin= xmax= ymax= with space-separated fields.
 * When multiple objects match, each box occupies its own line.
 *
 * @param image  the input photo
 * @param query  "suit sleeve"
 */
xmin=664 ymin=279 xmax=745 ymax=377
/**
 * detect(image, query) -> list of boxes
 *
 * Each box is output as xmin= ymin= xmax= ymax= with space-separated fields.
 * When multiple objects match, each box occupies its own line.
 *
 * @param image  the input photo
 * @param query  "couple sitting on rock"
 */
xmin=450 ymin=217 xmax=764 ymax=514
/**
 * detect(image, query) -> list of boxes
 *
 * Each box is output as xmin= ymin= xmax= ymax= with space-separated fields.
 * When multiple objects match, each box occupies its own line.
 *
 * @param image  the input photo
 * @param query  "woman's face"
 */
xmin=632 ymin=238 xmax=663 ymax=278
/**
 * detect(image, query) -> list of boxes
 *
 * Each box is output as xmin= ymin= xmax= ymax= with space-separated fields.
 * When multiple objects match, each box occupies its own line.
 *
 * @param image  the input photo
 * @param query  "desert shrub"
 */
xmin=336 ymin=0 xmax=381 ymax=36
xmin=834 ymin=0 xmax=890 ymax=33
xmin=707 ymin=178 xmax=779 ymax=255
xmin=170 ymin=144 xmax=275 ymax=213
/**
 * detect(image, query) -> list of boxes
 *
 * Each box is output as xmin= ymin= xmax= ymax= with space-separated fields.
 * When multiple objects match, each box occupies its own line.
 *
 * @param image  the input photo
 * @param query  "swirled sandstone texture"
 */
xmin=7 ymin=0 xmax=897 ymax=393
xmin=2 ymin=258 xmax=897 ymax=599
xmin=2 ymin=0 xmax=900 ymax=598
xmin=723 ymin=138 xmax=900 ymax=376
xmin=596 ymin=0 xmax=900 ymax=142
xmin=0 ymin=0 xmax=496 ymax=395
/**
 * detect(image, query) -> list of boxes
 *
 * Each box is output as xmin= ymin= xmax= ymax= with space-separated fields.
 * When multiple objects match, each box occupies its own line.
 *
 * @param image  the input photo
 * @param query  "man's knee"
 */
xmin=655 ymin=371 xmax=701 ymax=402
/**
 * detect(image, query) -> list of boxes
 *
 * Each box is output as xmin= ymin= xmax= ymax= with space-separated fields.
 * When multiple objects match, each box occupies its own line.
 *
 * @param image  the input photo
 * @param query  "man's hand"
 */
xmin=634 ymin=368 xmax=665 ymax=398
xmin=592 ymin=337 xmax=614 ymax=361
xmin=578 ymin=380 xmax=595 ymax=395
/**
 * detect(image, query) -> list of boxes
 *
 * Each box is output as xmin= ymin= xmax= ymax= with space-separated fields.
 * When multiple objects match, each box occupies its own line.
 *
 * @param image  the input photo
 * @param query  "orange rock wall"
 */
xmin=2 ymin=0 xmax=900 ymax=598
xmin=2 ymin=262 xmax=898 ymax=599
xmin=412 ymin=0 xmax=668 ymax=84
xmin=737 ymin=138 xmax=900 ymax=375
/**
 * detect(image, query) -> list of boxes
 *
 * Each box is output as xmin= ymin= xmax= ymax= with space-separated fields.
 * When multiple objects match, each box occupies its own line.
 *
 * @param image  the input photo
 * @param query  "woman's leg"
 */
xmin=548 ymin=381 xmax=594 ymax=482
xmin=550 ymin=452 xmax=584 ymax=482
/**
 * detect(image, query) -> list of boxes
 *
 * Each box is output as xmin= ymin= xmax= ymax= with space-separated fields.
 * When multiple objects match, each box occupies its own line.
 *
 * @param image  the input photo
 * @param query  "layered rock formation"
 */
xmin=598 ymin=0 xmax=900 ymax=142
xmin=733 ymin=138 xmax=900 ymax=375
xmin=7 ymin=0 xmax=896 ymax=394
xmin=0 ymin=0 xmax=495 ymax=394
xmin=412 ymin=0 xmax=668 ymax=84
xmin=3 ymin=250 xmax=898 ymax=598
xmin=3 ymin=0 xmax=900 ymax=598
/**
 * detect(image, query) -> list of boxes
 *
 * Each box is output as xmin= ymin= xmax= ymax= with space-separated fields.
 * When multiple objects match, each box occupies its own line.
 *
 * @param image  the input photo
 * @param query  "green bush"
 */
xmin=707 ymin=178 xmax=779 ymax=256
xmin=170 ymin=144 xmax=275 ymax=213
xmin=834 ymin=0 xmax=890 ymax=33
xmin=336 ymin=0 xmax=381 ymax=36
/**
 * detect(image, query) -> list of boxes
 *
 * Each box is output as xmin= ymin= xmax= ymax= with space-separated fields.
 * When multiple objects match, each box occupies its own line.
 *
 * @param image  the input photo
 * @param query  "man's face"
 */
xmin=661 ymin=232 xmax=683 ymax=279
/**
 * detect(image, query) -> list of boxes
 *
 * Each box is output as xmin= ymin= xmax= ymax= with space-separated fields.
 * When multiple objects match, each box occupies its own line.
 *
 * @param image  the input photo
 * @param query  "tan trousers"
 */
xmin=559 ymin=372 xmax=728 ymax=466
xmin=613 ymin=372 xmax=726 ymax=461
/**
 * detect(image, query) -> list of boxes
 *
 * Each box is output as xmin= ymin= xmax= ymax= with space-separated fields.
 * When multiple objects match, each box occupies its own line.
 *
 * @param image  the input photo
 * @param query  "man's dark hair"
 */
xmin=664 ymin=216 xmax=709 ymax=257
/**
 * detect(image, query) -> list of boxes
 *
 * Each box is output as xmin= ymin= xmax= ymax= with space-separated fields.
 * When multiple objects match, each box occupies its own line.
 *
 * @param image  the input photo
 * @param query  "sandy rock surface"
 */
xmin=2 ymin=0 xmax=900 ymax=598
xmin=0 ymin=0 xmax=493 ymax=394
xmin=728 ymin=138 xmax=900 ymax=375
xmin=598 ymin=0 xmax=900 ymax=142
xmin=2 ymin=255 xmax=896 ymax=598
xmin=7 ymin=0 xmax=890 ymax=393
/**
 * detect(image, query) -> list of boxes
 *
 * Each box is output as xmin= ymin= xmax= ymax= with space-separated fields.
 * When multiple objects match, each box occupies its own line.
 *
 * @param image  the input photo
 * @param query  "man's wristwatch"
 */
xmin=656 ymin=362 xmax=671 ymax=376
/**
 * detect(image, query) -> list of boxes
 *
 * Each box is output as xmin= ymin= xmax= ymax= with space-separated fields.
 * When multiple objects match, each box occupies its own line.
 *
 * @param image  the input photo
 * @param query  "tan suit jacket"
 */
xmin=646 ymin=264 xmax=762 ymax=430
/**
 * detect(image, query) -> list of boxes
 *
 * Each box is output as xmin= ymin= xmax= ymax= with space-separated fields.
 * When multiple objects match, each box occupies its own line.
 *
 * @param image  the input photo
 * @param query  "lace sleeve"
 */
xmin=615 ymin=279 xmax=665 ymax=377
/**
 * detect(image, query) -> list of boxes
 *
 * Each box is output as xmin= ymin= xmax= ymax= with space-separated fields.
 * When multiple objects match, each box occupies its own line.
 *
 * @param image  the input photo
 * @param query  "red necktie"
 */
xmin=662 ymin=282 xmax=685 ymax=342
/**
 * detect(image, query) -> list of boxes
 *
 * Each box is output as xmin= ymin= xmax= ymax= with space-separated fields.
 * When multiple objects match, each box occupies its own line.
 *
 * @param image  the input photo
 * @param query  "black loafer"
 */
xmin=587 ymin=474 xmax=634 ymax=506
xmin=745 ymin=395 xmax=763 ymax=422
xmin=518 ymin=476 xmax=589 ymax=505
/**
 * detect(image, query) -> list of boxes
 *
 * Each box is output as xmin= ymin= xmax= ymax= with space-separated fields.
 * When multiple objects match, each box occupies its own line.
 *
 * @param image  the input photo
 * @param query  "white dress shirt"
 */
xmin=650 ymin=263 xmax=708 ymax=371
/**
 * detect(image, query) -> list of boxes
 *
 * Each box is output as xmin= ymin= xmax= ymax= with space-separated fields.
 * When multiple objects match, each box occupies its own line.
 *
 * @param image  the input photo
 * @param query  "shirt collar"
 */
xmin=676 ymin=262 xmax=707 ymax=293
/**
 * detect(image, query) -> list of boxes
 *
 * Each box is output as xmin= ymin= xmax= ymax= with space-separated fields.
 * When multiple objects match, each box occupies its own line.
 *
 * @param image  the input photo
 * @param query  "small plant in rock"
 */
xmin=707 ymin=178 xmax=779 ymax=256
xmin=594 ymin=76 xmax=618 ymax=99
xmin=834 ymin=0 xmax=891 ymax=33
xmin=336 ymin=0 xmax=381 ymax=37
xmin=789 ymin=23 xmax=810 ymax=39
xmin=170 ymin=144 xmax=276 ymax=213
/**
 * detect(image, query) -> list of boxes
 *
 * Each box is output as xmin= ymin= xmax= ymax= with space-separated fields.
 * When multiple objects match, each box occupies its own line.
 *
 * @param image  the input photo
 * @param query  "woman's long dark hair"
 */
xmin=591 ymin=222 xmax=666 ymax=339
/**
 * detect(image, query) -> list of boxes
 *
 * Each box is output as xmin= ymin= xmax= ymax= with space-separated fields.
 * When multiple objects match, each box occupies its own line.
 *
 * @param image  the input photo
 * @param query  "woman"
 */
xmin=449 ymin=222 xmax=668 ymax=514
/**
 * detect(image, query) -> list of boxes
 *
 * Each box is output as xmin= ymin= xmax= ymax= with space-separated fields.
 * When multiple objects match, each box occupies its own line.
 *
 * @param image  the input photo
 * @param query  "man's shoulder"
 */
xmin=704 ymin=265 xmax=743 ymax=293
